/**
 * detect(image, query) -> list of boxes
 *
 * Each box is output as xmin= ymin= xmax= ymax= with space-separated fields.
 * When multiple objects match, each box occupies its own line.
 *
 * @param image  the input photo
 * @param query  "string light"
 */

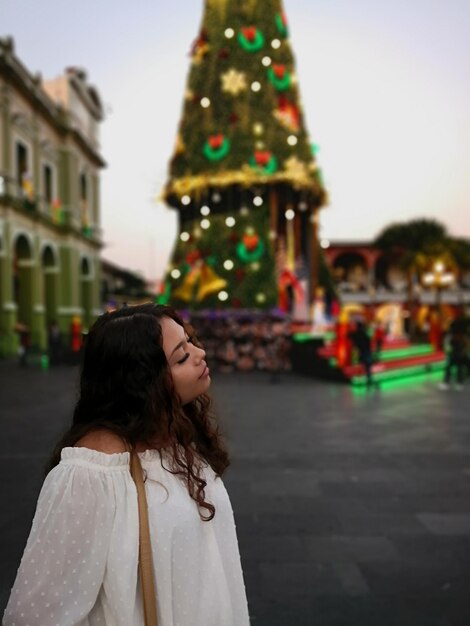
xmin=240 ymin=206 xmax=250 ymax=216
xmin=253 ymin=122 xmax=264 ymax=135
xmin=225 ymin=216 xmax=236 ymax=227
xmin=285 ymin=208 xmax=295 ymax=221
xmin=200 ymin=205 xmax=210 ymax=216
xmin=321 ymin=239 xmax=330 ymax=249
xmin=181 ymin=195 xmax=191 ymax=205
xmin=171 ymin=269 xmax=181 ymax=279
xmin=212 ymin=191 xmax=221 ymax=203
xmin=225 ymin=28 xmax=235 ymax=39
xmin=287 ymin=135 xmax=298 ymax=146
xmin=262 ymin=56 xmax=272 ymax=67
xmin=201 ymin=219 xmax=211 ymax=229
xmin=256 ymin=293 xmax=266 ymax=303
xmin=180 ymin=232 xmax=190 ymax=242
xmin=271 ymin=39 xmax=281 ymax=49
xmin=251 ymin=81 xmax=261 ymax=92
xmin=200 ymin=97 xmax=211 ymax=108
xmin=224 ymin=260 xmax=234 ymax=270
xmin=253 ymin=195 xmax=263 ymax=207
xmin=218 ymin=291 xmax=229 ymax=302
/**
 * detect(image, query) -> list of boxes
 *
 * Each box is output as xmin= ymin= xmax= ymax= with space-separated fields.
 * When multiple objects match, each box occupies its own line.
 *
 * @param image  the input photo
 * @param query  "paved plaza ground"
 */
xmin=1 ymin=361 xmax=470 ymax=625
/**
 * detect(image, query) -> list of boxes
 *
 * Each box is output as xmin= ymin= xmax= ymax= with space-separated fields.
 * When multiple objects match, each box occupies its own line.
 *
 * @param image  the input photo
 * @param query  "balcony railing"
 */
xmin=337 ymin=284 xmax=470 ymax=305
xmin=0 ymin=172 xmax=100 ymax=241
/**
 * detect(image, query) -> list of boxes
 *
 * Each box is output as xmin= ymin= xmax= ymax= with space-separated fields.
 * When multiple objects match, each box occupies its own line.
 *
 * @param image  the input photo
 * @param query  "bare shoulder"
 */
xmin=75 ymin=429 xmax=128 ymax=454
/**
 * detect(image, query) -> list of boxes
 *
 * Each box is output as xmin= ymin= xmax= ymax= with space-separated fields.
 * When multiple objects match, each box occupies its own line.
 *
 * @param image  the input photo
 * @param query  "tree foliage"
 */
xmin=374 ymin=218 xmax=470 ymax=275
xmin=165 ymin=0 xmax=321 ymax=196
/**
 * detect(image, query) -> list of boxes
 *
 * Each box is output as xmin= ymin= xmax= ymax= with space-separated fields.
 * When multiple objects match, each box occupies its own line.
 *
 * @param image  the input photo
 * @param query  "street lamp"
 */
xmin=422 ymin=260 xmax=455 ymax=313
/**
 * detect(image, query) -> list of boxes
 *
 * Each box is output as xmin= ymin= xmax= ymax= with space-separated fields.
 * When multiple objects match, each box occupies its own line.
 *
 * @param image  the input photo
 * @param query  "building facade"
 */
xmin=0 ymin=37 xmax=105 ymax=356
xmin=323 ymin=240 xmax=470 ymax=306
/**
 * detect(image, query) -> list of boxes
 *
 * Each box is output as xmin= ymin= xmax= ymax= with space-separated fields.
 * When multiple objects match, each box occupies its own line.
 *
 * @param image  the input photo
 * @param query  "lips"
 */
xmin=199 ymin=364 xmax=210 ymax=379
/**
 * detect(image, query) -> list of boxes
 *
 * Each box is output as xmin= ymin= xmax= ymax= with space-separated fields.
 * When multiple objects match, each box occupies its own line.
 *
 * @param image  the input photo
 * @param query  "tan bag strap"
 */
xmin=130 ymin=451 xmax=158 ymax=626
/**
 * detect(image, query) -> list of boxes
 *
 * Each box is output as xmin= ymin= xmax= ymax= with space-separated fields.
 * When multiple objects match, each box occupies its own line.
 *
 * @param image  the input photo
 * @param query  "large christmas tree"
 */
xmin=162 ymin=0 xmax=326 ymax=311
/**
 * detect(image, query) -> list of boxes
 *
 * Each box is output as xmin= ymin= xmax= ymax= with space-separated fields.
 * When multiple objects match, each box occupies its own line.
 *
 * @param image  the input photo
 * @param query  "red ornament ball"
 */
xmin=228 ymin=112 xmax=240 ymax=125
xmin=235 ymin=269 xmax=246 ymax=281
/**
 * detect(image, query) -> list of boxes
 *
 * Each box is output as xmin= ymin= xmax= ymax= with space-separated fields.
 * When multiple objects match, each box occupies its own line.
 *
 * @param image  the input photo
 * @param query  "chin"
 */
xmin=200 ymin=375 xmax=211 ymax=392
xmin=183 ymin=381 xmax=211 ymax=405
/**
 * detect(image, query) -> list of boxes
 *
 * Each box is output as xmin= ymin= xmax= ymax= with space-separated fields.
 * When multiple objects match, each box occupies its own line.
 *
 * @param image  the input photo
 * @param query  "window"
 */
xmin=80 ymin=171 xmax=90 ymax=231
xmin=15 ymin=142 xmax=28 ymax=188
xmin=80 ymin=172 xmax=88 ymax=202
xmin=43 ymin=164 xmax=53 ymax=203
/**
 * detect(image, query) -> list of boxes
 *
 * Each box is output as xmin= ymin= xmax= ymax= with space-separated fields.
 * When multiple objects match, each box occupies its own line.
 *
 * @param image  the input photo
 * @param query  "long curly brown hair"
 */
xmin=46 ymin=303 xmax=230 ymax=521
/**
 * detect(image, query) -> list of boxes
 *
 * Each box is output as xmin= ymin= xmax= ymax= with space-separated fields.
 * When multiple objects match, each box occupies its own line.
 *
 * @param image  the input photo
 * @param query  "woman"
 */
xmin=3 ymin=303 xmax=250 ymax=625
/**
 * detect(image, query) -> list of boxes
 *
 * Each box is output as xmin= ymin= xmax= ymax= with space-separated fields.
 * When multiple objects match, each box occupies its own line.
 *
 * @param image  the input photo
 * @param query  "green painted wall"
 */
xmin=59 ymin=245 xmax=72 ymax=306
xmin=0 ymin=73 xmax=105 ymax=358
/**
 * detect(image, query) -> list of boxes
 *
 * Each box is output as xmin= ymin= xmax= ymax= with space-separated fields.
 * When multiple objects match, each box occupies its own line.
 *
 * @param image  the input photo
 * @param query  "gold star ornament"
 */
xmin=221 ymin=68 xmax=248 ymax=95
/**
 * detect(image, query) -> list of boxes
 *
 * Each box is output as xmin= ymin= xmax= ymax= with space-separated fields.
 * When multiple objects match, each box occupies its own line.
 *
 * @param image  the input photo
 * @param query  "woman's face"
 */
xmin=161 ymin=316 xmax=211 ymax=404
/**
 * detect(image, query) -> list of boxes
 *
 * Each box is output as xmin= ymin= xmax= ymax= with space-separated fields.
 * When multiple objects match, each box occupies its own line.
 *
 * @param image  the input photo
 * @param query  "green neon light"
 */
xmin=292 ymin=331 xmax=336 ymax=343
xmin=378 ymin=370 xmax=443 ymax=391
xmin=351 ymin=370 xmax=443 ymax=394
xmin=292 ymin=333 xmax=314 ymax=343
xmin=326 ymin=345 xmax=433 ymax=367
xmin=379 ymin=345 xmax=433 ymax=361
xmin=352 ymin=360 xmax=445 ymax=386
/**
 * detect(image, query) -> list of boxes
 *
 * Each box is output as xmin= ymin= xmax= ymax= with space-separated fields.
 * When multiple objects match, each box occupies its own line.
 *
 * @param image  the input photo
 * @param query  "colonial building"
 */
xmin=0 ymin=37 xmax=105 ymax=356
xmin=323 ymin=240 xmax=470 ymax=306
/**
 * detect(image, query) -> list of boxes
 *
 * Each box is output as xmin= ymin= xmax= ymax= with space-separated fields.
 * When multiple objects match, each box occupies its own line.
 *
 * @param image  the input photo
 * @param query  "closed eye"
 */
xmin=176 ymin=336 xmax=193 ymax=364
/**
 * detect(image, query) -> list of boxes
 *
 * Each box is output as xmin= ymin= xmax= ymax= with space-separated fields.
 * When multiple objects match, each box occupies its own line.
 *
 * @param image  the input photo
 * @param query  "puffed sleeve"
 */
xmin=3 ymin=447 xmax=139 ymax=626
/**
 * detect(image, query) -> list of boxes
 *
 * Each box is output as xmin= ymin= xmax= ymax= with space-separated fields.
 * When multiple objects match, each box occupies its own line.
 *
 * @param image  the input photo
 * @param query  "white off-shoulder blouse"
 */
xmin=3 ymin=447 xmax=250 ymax=626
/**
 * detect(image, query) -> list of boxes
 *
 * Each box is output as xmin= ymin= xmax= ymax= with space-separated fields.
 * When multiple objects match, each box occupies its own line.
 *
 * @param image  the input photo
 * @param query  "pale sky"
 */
xmin=2 ymin=0 xmax=470 ymax=280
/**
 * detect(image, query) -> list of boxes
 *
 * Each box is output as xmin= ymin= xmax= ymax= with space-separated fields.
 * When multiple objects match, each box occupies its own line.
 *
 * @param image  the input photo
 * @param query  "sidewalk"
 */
xmin=1 ymin=363 xmax=469 ymax=625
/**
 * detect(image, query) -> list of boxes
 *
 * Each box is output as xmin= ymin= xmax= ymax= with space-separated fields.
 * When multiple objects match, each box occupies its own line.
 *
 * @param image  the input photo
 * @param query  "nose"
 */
xmin=194 ymin=344 xmax=206 ymax=362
